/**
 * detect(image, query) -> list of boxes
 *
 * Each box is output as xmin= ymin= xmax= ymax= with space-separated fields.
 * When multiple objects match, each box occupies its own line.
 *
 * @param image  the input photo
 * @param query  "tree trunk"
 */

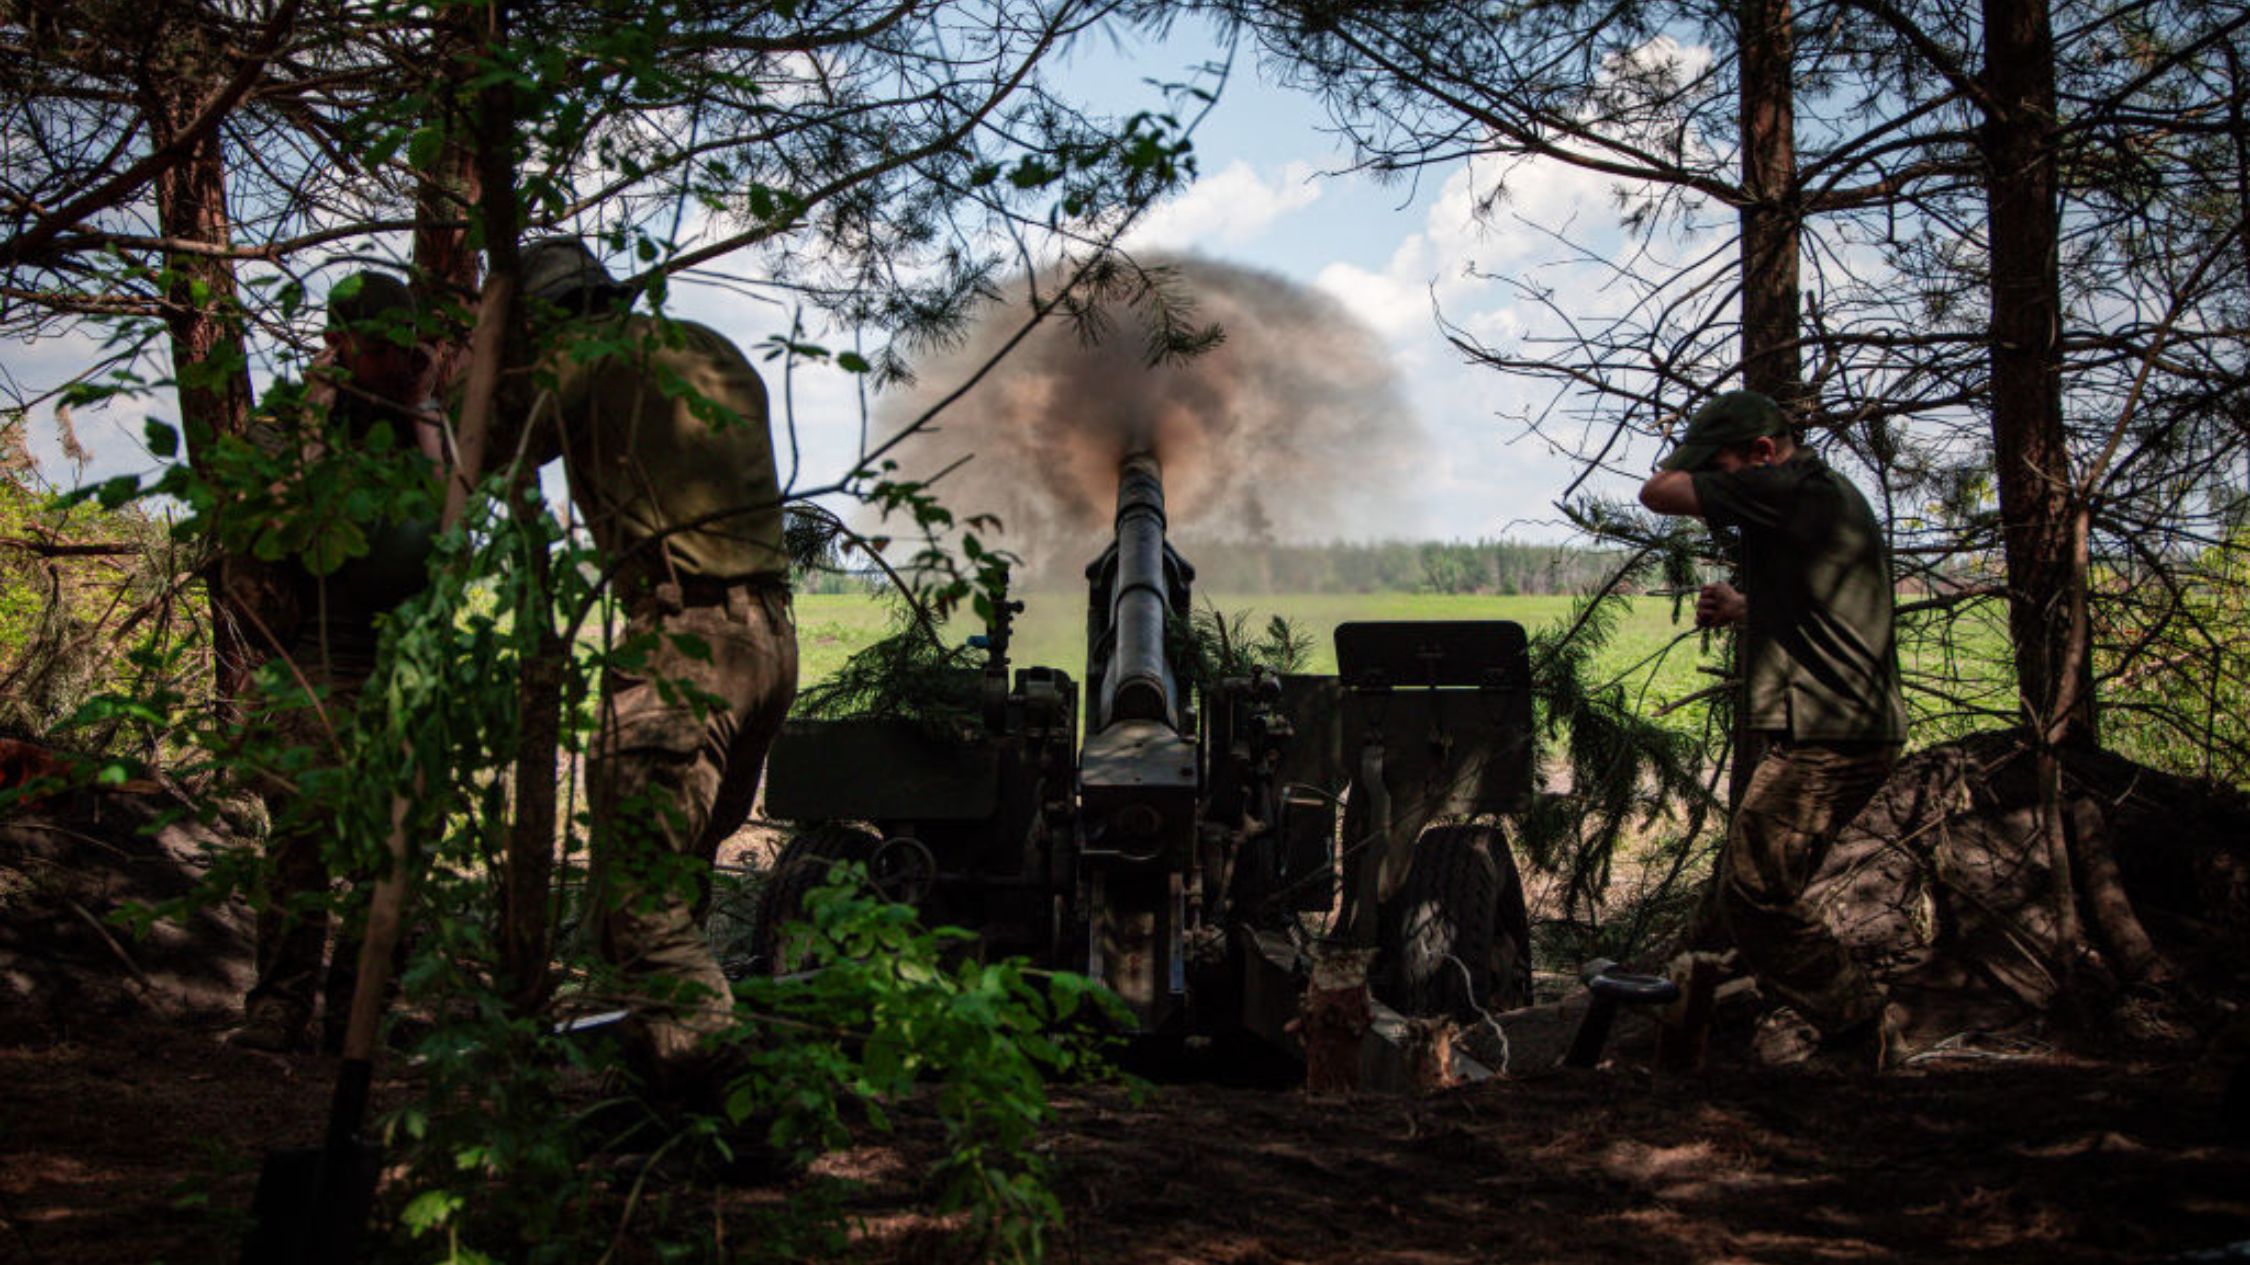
xmin=410 ymin=11 xmax=484 ymax=403
xmin=1727 ymin=0 xmax=1802 ymax=810
xmin=1737 ymin=0 xmax=1802 ymax=407
xmin=1982 ymin=0 xmax=2089 ymax=955
xmin=504 ymin=487 xmax=563 ymax=1013
xmin=143 ymin=27 xmax=258 ymax=714
xmin=443 ymin=0 xmax=558 ymax=1012
xmin=2224 ymin=43 xmax=2250 ymax=345
xmin=412 ymin=147 xmax=482 ymax=400
xmin=1982 ymin=0 xmax=2093 ymax=748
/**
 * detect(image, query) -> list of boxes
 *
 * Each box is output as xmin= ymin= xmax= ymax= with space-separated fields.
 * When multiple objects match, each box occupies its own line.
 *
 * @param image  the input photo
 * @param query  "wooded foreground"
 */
xmin=8 ymin=0 xmax=2250 ymax=1260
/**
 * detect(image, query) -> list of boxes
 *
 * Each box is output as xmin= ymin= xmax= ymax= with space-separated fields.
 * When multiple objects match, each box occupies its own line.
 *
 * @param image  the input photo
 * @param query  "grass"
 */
xmin=786 ymin=586 xmax=2032 ymax=972
xmin=795 ymin=587 xmax=2020 ymax=748
xmin=794 ymin=589 xmax=1719 ymax=717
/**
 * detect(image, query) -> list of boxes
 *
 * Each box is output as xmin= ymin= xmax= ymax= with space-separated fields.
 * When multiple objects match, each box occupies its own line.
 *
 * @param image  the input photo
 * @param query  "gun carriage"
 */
xmin=758 ymin=450 xmax=1537 ymax=1070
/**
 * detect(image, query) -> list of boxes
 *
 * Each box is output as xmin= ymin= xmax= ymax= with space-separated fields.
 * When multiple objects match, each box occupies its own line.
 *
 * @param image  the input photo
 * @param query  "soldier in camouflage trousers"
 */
xmin=510 ymin=238 xmax=798 ymax=1097
xmin=229 ymin=273 xmax=441 ymax=1053
xmin=1641 ymin=390 xmax=1908 ymax=1065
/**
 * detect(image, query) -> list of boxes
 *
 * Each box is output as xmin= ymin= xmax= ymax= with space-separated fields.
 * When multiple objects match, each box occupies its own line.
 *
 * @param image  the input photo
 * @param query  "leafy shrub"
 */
xmin=386 ymin=866 xmax=1126 ymax=1265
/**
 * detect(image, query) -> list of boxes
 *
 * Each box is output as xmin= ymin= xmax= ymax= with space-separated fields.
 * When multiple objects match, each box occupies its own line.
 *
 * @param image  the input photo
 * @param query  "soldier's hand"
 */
xmin=1695 ymin=581 xmax=1746 ymax=628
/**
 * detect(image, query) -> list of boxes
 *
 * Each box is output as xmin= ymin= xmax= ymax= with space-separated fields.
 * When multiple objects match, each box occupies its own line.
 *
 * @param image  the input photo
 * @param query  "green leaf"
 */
xmin=144 ymin=420 xmax=178 ymax=459
xmin=405 ymin=125 xmax=444 ymax=171
xmin=361 ymin=126 xmax=409 ymax=168
xmin=399 ymin=1188 xmax=463 ymax=1236
xmin=1049 ymin=974 xmax=1084 ymax=1021
xmin=303 ymin=520 xmax=369 ymax=576
xmin=95 ymin=475 xmax=139 ymax=509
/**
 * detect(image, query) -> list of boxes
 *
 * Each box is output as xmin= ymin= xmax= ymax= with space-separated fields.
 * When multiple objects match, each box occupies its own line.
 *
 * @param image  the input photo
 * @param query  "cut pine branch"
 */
xmin=0 ymin=535 xmax=137 ymax=558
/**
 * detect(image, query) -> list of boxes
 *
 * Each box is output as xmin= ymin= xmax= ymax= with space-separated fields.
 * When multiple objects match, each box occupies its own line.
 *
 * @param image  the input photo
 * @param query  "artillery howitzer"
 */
xmin=758 ymin=450 xmax=1538 ymax=1078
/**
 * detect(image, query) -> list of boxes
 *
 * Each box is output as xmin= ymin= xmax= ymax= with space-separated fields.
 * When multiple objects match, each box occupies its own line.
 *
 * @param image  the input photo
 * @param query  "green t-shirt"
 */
xmin=1692 ymin=451 xmax=1907 ymax=743
xmin=243 ymin=389 xmax=438 ymax=677
xmin=515 ymin=313 xmax=785 ymax=584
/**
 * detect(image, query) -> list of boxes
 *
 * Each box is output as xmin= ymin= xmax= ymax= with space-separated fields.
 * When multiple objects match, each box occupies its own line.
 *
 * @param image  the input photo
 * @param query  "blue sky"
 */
xmin=4 ymin=14 xmax=1693 ymax=546
xmin=729 ymin=16 xmax=1713 ymax=544
xmin=725 ymin=14 xmax=1675 ymax=545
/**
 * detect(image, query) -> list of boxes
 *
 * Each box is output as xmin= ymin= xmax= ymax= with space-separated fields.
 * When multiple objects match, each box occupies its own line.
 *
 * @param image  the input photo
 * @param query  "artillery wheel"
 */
xmin=752 ymin=823 xmax=880 ymax=974
xmin=1375 ymin=824 xmax=1533 ymax=1022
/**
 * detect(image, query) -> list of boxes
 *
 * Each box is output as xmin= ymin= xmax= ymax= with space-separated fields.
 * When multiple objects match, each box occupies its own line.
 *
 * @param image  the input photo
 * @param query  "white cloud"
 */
xmin=1292 ymin=150 xmax=1654 ymax=534
xmin=1126 ymin=160 xmax=1323 ymax=253
xmin=0 ymin=328 xmax=169 ymax=490
xmin=1312 ymin=260 xmax=1430 ymax=341
xmin=1279 ymin=39 xmax=1755 ymax=538
xmin=1310 ymin=151 xmax=1628 ymax=344
xmin=1606 ymin=35 xmax=1717 ymax=105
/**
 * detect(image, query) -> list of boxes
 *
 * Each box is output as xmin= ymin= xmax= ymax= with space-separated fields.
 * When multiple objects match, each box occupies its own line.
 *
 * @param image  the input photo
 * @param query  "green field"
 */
xmin=794 ymin=590 xmax=1718 ymax=717
xmin=794 ymin=588 xmax=2021 ymax=747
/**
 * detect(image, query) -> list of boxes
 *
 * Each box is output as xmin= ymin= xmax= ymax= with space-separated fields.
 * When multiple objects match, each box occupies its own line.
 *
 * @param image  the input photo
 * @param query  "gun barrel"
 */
xmin=1105 ymin=450 xmax=1176 ymax=726
xmin=1080 ymin=448 xmax=1198 ymax=1027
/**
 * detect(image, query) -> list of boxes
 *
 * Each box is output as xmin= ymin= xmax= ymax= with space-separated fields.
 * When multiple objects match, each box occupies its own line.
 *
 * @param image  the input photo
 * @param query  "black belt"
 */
xmin=663 ymin=572 xmax=791 ymax=607
xmin=1765 ymin=733 xmax=1901 ymax=752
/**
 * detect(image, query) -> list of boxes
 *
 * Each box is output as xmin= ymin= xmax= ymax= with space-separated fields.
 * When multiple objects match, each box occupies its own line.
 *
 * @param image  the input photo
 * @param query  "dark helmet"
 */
xmin=520 ymin=237 xmax=631 ymax=312
xmin=325 ymin=270 xmax=416 ymax=333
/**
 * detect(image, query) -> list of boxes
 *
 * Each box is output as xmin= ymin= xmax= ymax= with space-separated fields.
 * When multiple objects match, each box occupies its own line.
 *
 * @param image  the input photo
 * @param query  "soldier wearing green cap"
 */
xmin=503 ymin=237 xmax=798 ymax=1099
xmin=226 ymin=270 xmax=444 ymax=1052
xmin=1640 ymin=389 xmax=1907 ymax=1066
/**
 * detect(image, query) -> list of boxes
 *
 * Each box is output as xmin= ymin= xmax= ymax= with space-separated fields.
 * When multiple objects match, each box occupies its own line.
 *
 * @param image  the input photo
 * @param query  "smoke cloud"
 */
xmin=869 ymin=255 xmax=1424 ymax=581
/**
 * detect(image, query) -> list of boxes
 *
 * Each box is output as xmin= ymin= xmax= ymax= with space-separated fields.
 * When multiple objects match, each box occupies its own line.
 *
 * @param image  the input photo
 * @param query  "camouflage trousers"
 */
xmin=242 ymin=649 xmax=377 ymax=1046
xmin=590 ymin=579 xmax=797 ymax=1089
xmin=1720 ymin=737 xmax=1899 ymax=1035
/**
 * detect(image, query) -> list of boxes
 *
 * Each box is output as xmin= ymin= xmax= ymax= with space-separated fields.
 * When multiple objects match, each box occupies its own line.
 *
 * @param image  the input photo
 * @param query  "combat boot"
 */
xmin=1757 ymin=1005 xmax=1892 ymax=1075
xmin=227 ymin=998 xmax=311 ymax=1053
xmin=1875 ymin=1000 xmax=1945 ymax=1072
xmin=1751 ymin=1006 xmax=1821 ymax=1067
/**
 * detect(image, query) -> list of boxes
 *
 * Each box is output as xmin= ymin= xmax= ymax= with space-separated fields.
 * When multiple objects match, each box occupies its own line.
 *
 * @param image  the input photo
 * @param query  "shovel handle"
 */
xmin=260 ymin=788 xmax=408 ymax=1265
xmin=341 ymin=789 xmax=415 ymax=1066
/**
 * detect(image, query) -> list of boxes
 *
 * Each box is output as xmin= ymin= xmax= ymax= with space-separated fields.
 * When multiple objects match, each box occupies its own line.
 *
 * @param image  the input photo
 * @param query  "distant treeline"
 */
xmin=799 ymin=539 xmax=1624 ymax=596
xmin=1175 ymin=539 xmax=1622 ymax=595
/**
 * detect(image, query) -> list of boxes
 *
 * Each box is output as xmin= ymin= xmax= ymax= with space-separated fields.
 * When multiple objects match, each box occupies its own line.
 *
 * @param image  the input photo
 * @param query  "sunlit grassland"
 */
xmin=795 ymin=590 xmax=1714 ymax=708
xmin=793 ymin=588 xmax=2018 ymax=747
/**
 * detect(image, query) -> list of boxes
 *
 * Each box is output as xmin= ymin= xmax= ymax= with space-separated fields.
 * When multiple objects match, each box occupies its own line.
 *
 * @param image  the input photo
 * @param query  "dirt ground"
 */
xmin=5 ymin=1006 xmax=2248 ymax=1265
xmin=7 ymin=769 xmax=2250 ymax=1264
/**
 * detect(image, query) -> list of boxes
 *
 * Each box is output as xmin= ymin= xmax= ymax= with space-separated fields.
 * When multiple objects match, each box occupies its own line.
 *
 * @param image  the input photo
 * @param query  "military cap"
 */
xmin=1657 ymin=389 xmax=1791 ymax=472
xmin=325 ymin=270 xmax=416 ymax=332
xmin=521 ymin=236 xmax=631 ymax=310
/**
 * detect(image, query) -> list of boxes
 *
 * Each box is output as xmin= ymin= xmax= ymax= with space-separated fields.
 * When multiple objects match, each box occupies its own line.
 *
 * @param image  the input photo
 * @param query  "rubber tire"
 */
xmin=1375 ymin=824 xmax=1533 ymax=1021
xmin=751 ymin=824 xmax=880 ymax=974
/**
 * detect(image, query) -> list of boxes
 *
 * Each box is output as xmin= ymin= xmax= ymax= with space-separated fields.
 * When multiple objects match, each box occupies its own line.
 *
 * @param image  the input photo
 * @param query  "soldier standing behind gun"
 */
xmin=1639 ymin=389 xmax=1908 ymax=1068
xmin=229 ymin=272 xmax=443 ymax=1052
xmin=507 ymin=238 xmax=798 ymax=1099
